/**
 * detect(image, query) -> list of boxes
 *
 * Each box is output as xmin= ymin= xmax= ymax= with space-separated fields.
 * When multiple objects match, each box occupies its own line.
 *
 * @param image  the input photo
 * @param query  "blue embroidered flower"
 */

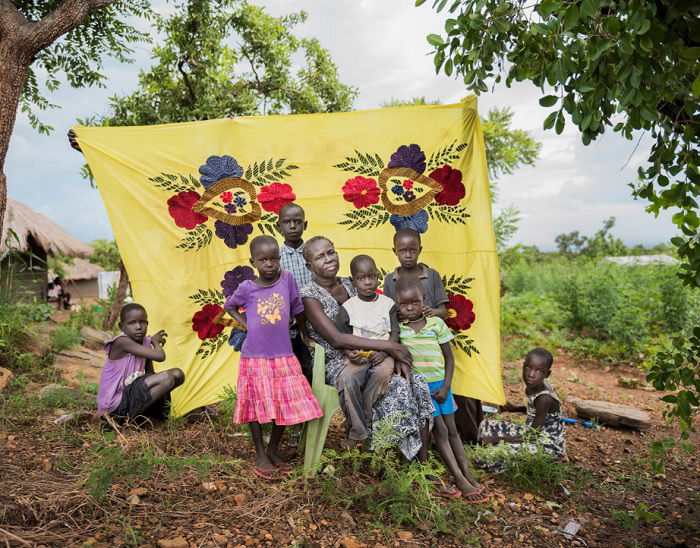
xmin=390 ymin=209 xmax=429 ymax=234
xmin=234 ymin=196 xmax=247 ymax=207
xmin=221 ymin=265 xmax=255 ymax=297
xmin=199 ymin=155 xmax=243 ymax=188
xmin=388 ymin=144 xmax=426 ymax=174
xmin=228 ymin=328 xmax=247 ymax=351
xmin=391 ymin=184 xmax=405 ymax=196
xmin=403 ymin=190 xmax=416 ymax=202
xmin=214 ymin=221 xmax=253 ymax=248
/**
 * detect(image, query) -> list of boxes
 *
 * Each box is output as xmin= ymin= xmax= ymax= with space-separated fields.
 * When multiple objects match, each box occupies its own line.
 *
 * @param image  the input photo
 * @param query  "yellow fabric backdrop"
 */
xmin=76 ymin=95 xmax=504 ymax=416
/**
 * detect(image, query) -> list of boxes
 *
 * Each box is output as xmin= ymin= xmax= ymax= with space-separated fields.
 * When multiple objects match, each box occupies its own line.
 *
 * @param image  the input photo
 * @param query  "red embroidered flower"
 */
xmin=167 ymin=190 xmax=208 ymax=230
xmin=192 ymin=303 xmax=224 ymax=340
xmin=220 ymin=191 xmax=233 ymax=203
xmin=342 ymin=176 xmax=380 ymax=209
xmin=402 ymin=179 xmax=414 ymax=190
xmin=257 ymin=182 xmax=296 ymax=214
xmin=430 ymin=165 xmax=466 ymax=206
xmin=444 ymin=294 xmax=475 ymax=331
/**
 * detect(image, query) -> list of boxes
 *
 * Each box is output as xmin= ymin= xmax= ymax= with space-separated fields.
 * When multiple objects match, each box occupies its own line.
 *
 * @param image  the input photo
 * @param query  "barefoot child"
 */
xmin=97 ymin=303 xmax=185 ymax=424
xmin=333 ymin=255 xmax=400 ymax=449
xmin=475 ymin=348 xmax=566 ymax=472
xmin=225 ymin=235 xmax=322 ymax=479
xmin=396 ymin=279 xmax=489 ymax=503
xmin=384 ymin=228 xmax=483 ymax=443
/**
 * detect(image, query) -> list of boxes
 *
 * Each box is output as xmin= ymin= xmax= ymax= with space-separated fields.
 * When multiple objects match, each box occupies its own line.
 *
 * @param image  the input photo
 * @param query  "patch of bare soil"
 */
xmin=0 ymin=352 xmax=698 ymax=547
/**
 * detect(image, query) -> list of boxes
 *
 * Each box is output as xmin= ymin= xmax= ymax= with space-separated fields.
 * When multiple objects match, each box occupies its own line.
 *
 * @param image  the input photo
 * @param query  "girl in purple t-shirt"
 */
xmin=225 ymin=235 xmax=322 ymax=480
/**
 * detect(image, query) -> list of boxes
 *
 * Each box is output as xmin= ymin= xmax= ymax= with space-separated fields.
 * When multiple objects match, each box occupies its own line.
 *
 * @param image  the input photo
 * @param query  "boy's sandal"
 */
xmin=253 ymin=467 xmax=280 ymax=481
xmin=461 ymin=490 xmax=494 ymax=504
xmin=429 ymin=480 xmax=461 ymax=498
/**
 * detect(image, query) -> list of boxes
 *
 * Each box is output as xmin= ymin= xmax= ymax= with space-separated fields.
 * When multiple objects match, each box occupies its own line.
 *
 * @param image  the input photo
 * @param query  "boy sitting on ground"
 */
xmin=334 ymin=255 xmax=401 ymax=450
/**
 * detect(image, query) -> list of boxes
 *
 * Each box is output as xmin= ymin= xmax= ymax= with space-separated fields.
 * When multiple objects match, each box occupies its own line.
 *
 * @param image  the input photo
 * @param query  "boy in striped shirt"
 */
xmin=397 ymin=278 xmax=489 ymax=503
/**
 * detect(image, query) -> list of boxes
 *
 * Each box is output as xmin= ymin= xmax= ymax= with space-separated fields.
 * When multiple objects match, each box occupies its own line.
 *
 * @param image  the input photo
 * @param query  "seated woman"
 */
xmin=300 ymin=236 xmax=434 ymax=460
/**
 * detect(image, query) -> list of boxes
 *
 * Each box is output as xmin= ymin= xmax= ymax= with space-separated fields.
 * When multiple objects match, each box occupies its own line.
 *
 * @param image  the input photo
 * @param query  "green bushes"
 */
xmin=501 ymin=259 xmax=698 ymax=363
xmin=50 ymin=326 xmax=82 ymax=351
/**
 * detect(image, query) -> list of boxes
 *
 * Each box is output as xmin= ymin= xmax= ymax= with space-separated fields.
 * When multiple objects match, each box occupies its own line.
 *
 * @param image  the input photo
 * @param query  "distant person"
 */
xmin=224 ymin=235 xmax=322 ymax=480
xmin=383 ymin=228 xmax=484 ymax=443
xmin=97 ymin=303 xmax=185 ymax=426
xmin=49 ymin=276 xmax=71 ymax=310
xmin=397 ymin=278 xmax=489 ymax=503
xmin=475 ymin=347 xmax=566 ymax=472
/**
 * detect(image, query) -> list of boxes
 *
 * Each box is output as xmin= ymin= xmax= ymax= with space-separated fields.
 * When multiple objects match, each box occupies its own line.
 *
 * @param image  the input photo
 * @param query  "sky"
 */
xmin=5 ymin=0 xmax=677 ymax=251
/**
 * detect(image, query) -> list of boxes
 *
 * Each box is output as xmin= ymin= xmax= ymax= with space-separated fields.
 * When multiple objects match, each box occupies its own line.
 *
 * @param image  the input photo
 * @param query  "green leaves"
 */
xmin=539 ymin=95 xmax=558 ymax=107
xmin=427 ymin=34 xmax=444 ymax=47
xmin=563 ymin=5 xmax=579 ymax=31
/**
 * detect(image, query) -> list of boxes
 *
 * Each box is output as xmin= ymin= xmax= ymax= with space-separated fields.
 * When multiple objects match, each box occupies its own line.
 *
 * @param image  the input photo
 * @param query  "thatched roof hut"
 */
xmin=50 ymin=258 xmax=105 ymax=282
xmin=1 ymin=199 xmax=93 ymax=302
xmin=0 ymin=198 xmax=93 ymax=258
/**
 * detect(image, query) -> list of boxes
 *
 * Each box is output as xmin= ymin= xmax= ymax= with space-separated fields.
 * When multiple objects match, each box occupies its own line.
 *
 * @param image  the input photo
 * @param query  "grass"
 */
xmin=83 ymin=442 xmax=239 ymax=502
xmin=50 ymin=326 xmax=82 ymax=351
xmin=313 ymin=448 xmax=479 ymax=539
xmin=468 ymin=440 xmax=570 ymax=496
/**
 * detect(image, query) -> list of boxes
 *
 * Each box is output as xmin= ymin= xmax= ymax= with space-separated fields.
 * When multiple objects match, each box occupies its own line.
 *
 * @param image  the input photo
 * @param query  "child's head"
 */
xmin=522 ymin=347 xmax=553 ymax=388
xmin=276 ymin=203 xmax=307 ymax=244
xmin=349 ymin=255 xmax=379 ymax=298
xmin=119 ymin=303 xmax=148 ymax=343
xmin=249 ymin=235 xmax=280 ymax=280
xmin=396 ymin=278 xmax=425 ymax=321
xmin=393 ymin=228 xmax=422 ymax=269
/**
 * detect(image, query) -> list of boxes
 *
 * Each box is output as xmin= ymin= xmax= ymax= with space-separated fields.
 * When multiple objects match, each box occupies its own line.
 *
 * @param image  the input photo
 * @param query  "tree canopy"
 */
xmin=420 ymin=0 xmax=699 ymax=454
xmin=83 ymin=0 xmax=356 ymax=128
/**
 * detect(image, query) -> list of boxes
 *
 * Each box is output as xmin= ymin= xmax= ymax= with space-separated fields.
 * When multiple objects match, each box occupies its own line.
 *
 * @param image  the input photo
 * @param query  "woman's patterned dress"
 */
xmin=300 ymin=278 xmax=434 ymax=460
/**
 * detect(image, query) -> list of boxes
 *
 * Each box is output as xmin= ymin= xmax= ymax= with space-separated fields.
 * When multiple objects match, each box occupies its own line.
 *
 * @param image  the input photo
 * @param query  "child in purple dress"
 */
xmin=97 ymin=303 xmax=185 ymax=425
xmin=225 ymin=235 xmax=322 ymax=480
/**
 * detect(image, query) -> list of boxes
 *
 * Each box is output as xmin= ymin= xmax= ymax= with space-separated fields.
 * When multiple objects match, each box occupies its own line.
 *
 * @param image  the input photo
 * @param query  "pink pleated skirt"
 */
xmin=234 ymin=355 xmax=323 ymax=426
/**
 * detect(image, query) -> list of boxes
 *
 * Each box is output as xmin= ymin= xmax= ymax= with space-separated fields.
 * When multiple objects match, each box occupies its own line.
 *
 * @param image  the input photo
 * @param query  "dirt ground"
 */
xmin=0 ymin=351 xmax=698 ymax=547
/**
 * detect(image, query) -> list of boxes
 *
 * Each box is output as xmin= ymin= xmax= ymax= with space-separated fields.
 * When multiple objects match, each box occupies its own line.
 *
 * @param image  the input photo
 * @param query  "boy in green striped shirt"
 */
xmin=397 ymin=278 xmax=490 ymax=503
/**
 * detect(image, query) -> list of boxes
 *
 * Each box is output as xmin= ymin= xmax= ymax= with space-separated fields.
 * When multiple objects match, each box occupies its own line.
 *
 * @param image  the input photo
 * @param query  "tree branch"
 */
xmin=25 ymin=0 xmax=119 ymax=54
xmin=177 ymin=54 xmax=197 ymax=104
xmin=0 ymin=0 xmax=30 ymax=36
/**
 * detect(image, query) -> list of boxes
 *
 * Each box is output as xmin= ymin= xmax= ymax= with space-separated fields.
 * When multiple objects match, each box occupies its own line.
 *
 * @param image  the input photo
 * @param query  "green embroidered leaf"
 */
xmin=426 ymin=204 xmax=470 ymax=224
xmin=333 ymin=152 xmax=381 ymax=177
xmin=149 ymin=171 xmax=197 ymax=193
xmin=188 ymin=288 xmax=224 ymax=306
xmin=196 ymin=332 xmax=227 ymax=359
xmin=176 ymin=224 xmax=212 ymax=252
xmin=442 ymin=274 xmax=475 ymax=294
xmin=426 ymin=141 xmax=469 ymax=172
xmin=244 ymin=166 xmax=252 ymax=180
xmin=338 ymin=205 xmax=390 ymax=230
xmin=451 ymin=332 xmax=479 ymax=357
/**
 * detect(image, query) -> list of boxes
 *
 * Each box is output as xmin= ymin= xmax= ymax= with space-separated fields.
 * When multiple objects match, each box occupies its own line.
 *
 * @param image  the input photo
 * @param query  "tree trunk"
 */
xmin=103 ymin=259 xmax=130 ymax=330
xmin=0 ymin=43 xmax=30 ymax=239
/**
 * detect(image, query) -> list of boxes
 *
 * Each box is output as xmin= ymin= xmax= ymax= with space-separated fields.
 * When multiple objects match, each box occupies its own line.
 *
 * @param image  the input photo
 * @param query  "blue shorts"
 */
xmin=427 ymin=380 xmax=458 ymax=417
